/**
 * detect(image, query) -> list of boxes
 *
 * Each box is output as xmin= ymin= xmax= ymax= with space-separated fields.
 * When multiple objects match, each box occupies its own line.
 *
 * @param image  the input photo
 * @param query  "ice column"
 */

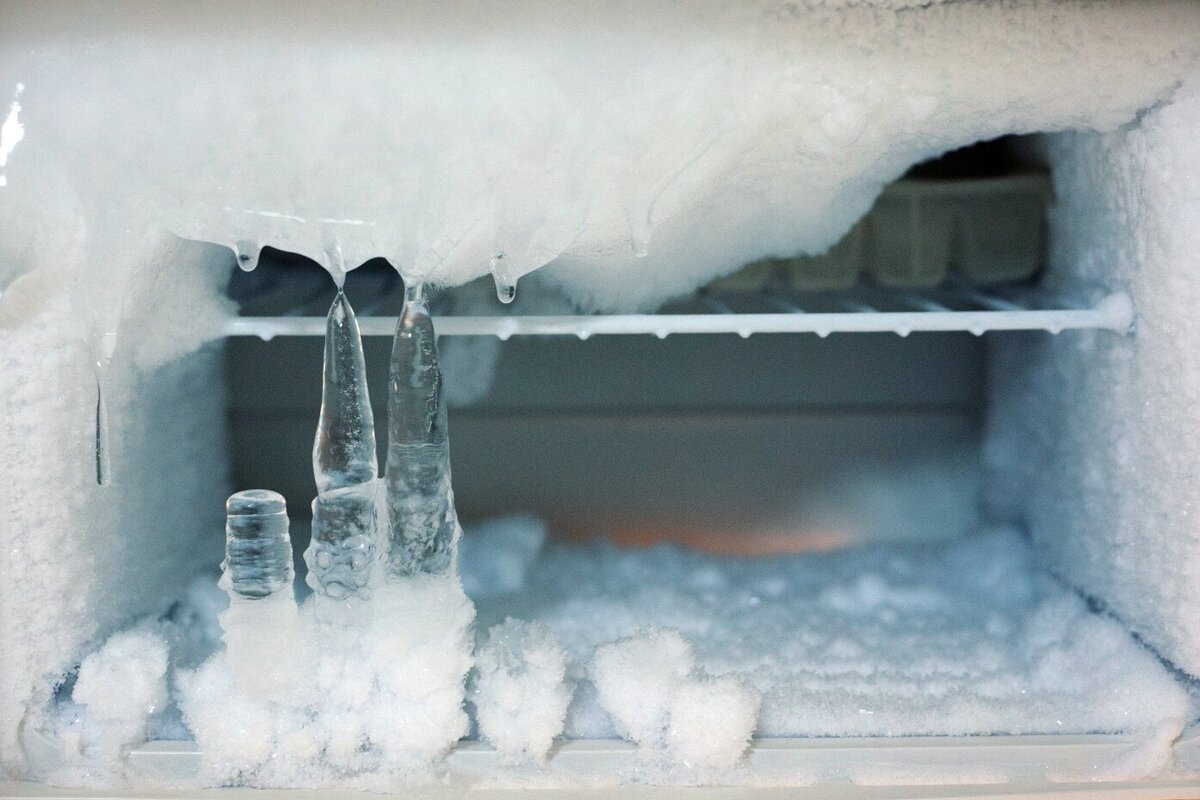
xmin=305 ymin=289 xmax=380 ymax=601
xmin=223 ymin=490 xmax=293 ymax=600
xmin=221 ymin=489 xmax=299 ymax=700
xmin=385 ymin=283 xmax=461 ymax=576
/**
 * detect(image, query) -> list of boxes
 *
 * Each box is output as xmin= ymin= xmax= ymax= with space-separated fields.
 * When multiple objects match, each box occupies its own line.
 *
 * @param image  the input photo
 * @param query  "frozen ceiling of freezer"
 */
xmin=1 ymin=1 xmax=1198 ymax=360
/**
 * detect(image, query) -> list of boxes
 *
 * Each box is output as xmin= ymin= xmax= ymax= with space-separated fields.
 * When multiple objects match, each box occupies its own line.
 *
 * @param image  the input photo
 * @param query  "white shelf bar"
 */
xmin=222 ymin=291 xmax=1134 ymax=341
xmin=11 ymin=731 xmax=1200 ymax=798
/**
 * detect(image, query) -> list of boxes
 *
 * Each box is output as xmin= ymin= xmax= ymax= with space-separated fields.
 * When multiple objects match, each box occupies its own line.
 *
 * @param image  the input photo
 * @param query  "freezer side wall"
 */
xmin=984 ymin=86 xmax=1200 ymax=675
xmin=0 ymin=244 xmax=230 ymax=775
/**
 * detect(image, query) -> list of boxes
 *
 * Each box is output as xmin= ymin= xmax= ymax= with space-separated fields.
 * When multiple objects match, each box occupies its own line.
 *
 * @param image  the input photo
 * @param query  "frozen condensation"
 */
xmin=984 ymin=85 xmax=1200 ymax=676
xmin=222 ymin=490 xmax=293 ymax=600
xmin=385 ymin=284 xmax=460 ymax=577
xmin=472 ymin=619 xmax=572 ymax=766
xmin=313 ymin=290 xmax=377 ymax=494
xmin=306 ymin=487 xmax=379 ymax=602
xmin=306 ymin=288 xmax=380 ymax=602
xmin=3 ymin=0 xmax=1200 ymax=783
xmin=589 ymin=628 xmax=761 ymax=767
xmin=590 ymin=628 xmax=696 ymax=749
xmin=666 ymin=676 xmax=761 ymax=770
xmin=468 ymin=521 xmax=1190 ymax=741
xmin=56 ymin=629 xmax=168 ymax=780
xmin=181 ymin=573 xmax=475 ymax=787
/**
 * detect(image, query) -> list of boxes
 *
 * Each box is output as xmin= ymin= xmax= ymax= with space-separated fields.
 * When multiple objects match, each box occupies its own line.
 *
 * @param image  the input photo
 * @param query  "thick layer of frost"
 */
xmin=984 ymin=85 xmax=1200 ymax=677
xmin=0 ymin=250 xmax=230 ymax=772
xmin=2 ymin=1 xmax=1198 ymax=329
xmin=179 ymin=575 xmax=474 ymax=788
xmin=466 ymin=522 xmax=1191 ymax=740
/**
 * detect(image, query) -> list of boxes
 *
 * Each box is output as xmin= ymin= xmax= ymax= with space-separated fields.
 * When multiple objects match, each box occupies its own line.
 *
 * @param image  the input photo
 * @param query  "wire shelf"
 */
xmin=224 ymin=278 xmax=1134 ymax=341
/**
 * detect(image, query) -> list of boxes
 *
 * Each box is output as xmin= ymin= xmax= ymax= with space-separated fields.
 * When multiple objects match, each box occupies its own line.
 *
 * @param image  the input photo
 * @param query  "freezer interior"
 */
xmin=3 ymin=1 xmax=1200 ymax=796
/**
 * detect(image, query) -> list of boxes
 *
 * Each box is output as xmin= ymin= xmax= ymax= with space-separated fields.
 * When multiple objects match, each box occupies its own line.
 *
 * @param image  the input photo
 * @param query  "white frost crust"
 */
xmin=473 ymin=618 xmax=572 ymax=766
xmin=983 ymin=85 xmax=1200 ymax=676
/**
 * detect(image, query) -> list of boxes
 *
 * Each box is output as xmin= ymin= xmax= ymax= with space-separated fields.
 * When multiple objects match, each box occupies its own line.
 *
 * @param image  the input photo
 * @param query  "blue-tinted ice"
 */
xmin=224 ymin=489 xmax=294 ymax=600
xmin=384 ymin=283 xmax=461 ymax=576
xmin=305 ymin=289 xmax=380 ymax=600
xmin=313 ymin=289 xmax=377 ymax=494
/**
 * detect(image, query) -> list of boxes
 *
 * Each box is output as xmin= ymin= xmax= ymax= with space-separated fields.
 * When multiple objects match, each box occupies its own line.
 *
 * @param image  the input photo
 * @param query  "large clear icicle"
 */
xmin=385 ymin=282 xmax=461 ymax=577
xmin=312 ymin=289 xmax=377 ymax=494
xmin=305 ymin=289 xmax=379 ymax=601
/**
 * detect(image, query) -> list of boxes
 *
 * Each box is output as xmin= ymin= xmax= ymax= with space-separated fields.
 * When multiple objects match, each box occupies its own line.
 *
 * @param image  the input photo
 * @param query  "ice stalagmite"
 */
xmin=385 ymin=282 xmax=461 ymax=576
xmin=220 ymin=489 xmax=300 ymax=700
xmin=223 ymin=490 xmax=294 ymax=600
xmin=305 ymin=289 xmax=379 ymax=601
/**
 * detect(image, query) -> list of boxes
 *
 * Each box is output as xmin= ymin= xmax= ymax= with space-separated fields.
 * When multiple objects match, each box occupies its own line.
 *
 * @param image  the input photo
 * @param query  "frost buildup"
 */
xmin=305 ymin=289 xmax=380 ymax=603
xmin=472 ymin=619 xmax=572 ymax=766
xmin=385 ymin=283 xmax=461 ymax=577
xmin=220 ymin=490 xmax=300 ymax=702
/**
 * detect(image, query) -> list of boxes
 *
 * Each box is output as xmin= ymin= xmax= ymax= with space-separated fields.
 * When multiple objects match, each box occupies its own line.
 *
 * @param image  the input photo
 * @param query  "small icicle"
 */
xmin=234 ymin=239 xmax=259 ymax=272
xmin=384 ymin=282 xmax=462 ymax=577
xmin=491 ymin=253 xmax=517 ymax=304
xmin=94 ymin=374 xmax=110 ymax=486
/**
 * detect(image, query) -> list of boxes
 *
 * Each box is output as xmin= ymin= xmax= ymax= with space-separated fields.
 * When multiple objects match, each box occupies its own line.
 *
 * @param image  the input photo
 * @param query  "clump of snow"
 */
xmin=469 ymin=521 xmax=1190 ymax=741
xmin=666 ymin=676 xmax=761 ymax=769
xmin=590 ymin=628 xmax=697 ymax=749
xmin=55 ymin=628 xmax=169 ymax=780
xmin=472 ymin=618 xmax=572 ymax=766
xmin=179 ymin=574 xmax=474 ymax=788
xmin=590 ymin=627 xmax=761 ymax=768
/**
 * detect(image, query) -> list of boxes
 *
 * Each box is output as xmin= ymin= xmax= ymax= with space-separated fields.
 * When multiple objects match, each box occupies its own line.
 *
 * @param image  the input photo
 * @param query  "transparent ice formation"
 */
xmin=306 ymin=288 xmax=379 ymax=601
xmin=385 ymin=283 xmax=461 ymax=577
xmin=306 ymin=486 xmax=378 ymax=601
xmin=222 ymin=490 xmax=294 ymax=600
xmin=313 ymin=290 xmax=377 ymax=494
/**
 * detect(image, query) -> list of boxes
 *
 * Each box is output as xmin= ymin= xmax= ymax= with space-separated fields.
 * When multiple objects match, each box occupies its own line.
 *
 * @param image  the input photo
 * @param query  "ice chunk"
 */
xmin=589 ymin=628 xmax=695 ymax=749
xmin=665 ymin=676 xmax=760 ymax=769
xmin=384 ymin=283 xmax=461 ymax=577
xmin=307 ymin=288 xmax=380 ymax=604
xmin=305 ymin=483 xmax=380 ymax=602
xmin=313 ymin=289 xmax=377 ymax=494
xmin=473 ymin=619 xmax=571 ymax=766
xmin=219 ymin=490 xmax=299 ymax=702
xmin=222 ymin=490 xmax=293 ymax=600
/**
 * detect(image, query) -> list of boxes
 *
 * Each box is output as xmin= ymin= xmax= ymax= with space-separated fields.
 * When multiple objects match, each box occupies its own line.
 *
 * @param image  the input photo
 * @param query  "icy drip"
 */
xmin=491 ymin=254 xmax=517 ymax=304
xmin=93 ymin=373 xmax=110 ymax=486
xmin=385 ymin=283 xmax=461 ymax=576
xmin=233 ymin=239 xmax=259 ymax=272
xmin=222 ymin=490 xmax=294 ymax=600
xmin=305 ymin=288 xmax=380 ymax=601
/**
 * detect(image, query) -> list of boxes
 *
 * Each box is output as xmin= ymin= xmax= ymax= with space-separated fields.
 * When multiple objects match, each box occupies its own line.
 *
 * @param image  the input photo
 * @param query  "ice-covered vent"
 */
xmin=2 ymin=1 xmax=1199 ymax=335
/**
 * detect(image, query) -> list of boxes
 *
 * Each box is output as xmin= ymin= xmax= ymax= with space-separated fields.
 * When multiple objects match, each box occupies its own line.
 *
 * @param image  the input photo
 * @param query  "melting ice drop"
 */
xmin=223 ymin=489 xmax=294 ymax=600
xmin=384 ymin=282 xmax=461 ymax=576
